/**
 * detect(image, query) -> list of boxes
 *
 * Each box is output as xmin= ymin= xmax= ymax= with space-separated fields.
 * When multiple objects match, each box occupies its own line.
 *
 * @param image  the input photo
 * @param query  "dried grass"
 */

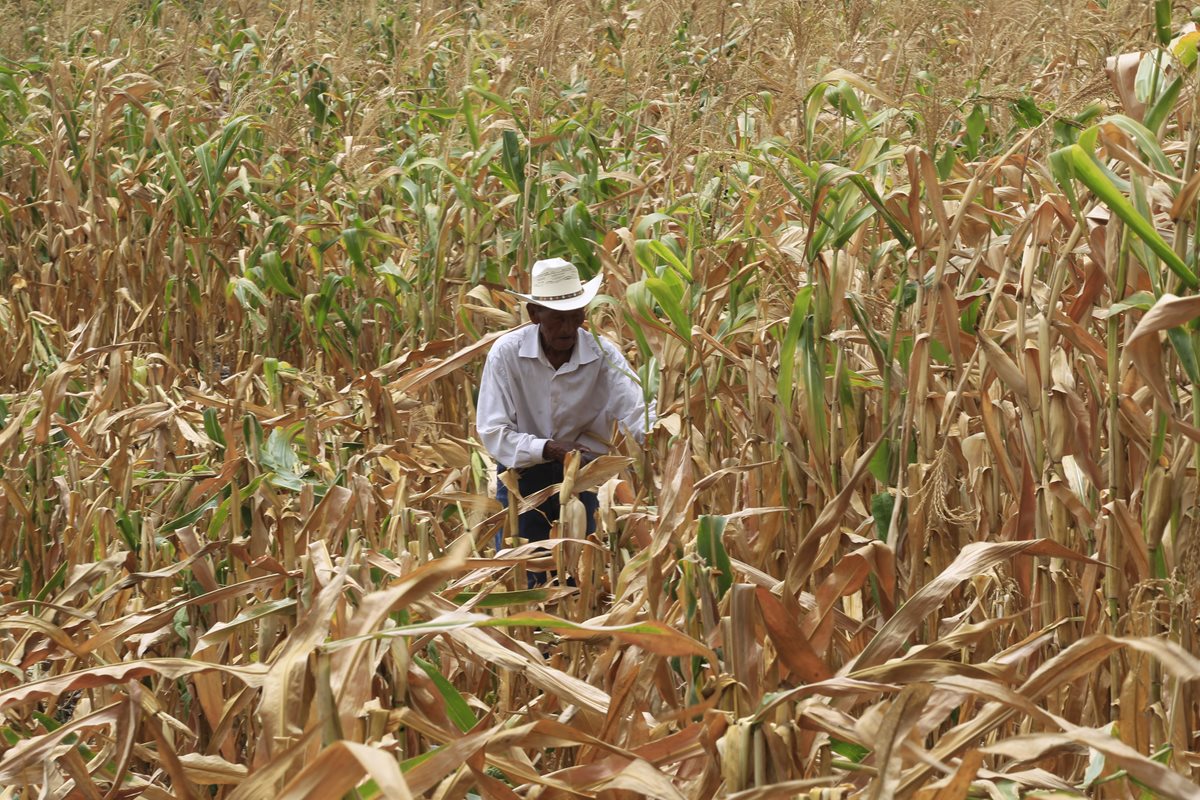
xmin=1 ymin=0 xmax=1199 ymax=797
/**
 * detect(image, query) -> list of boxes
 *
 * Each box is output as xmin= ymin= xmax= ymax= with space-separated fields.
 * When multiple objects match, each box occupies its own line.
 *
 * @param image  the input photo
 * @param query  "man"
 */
xmin=476 ymin=258 xmax=655 ymax=551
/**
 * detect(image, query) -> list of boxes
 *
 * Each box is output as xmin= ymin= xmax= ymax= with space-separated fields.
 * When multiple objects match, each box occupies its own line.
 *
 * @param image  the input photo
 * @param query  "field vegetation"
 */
xmin=2 ymin=0 xmax=1200 ymax=796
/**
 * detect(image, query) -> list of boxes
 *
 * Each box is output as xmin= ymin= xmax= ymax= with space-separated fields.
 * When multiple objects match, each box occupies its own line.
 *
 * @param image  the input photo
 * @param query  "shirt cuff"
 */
xmin=530 ymin=438 xmax=550 ymax=463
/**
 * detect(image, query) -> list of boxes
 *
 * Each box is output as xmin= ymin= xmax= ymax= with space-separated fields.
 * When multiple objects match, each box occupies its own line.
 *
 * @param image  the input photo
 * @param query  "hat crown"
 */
xmin=529 ymin=258 xmax=585 ymax=301
xmin=507 ymin=257 xmax=601 ymax=310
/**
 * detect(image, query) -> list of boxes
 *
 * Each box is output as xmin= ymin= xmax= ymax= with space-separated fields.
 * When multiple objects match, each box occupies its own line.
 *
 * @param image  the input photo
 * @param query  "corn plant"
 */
xmin=1 ymin=0 xmax=1198 ymax=798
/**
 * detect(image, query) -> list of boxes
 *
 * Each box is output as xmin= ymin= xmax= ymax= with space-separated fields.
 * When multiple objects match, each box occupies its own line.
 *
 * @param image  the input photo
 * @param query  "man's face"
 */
xmin=528 ymin=304 xmax=586 ymax=353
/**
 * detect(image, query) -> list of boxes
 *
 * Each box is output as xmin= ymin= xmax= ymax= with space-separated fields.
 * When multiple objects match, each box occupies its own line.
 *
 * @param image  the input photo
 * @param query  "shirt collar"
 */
xmin=518 ymin=326 xmax=601 ymax=369
xmin=518 ymin=325 xmax=541 ymax=359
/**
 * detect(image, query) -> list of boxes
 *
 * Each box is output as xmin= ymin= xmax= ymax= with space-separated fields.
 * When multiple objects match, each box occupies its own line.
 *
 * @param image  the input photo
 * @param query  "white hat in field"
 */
xmin=508 ymin=258 xmax=602 ymax=311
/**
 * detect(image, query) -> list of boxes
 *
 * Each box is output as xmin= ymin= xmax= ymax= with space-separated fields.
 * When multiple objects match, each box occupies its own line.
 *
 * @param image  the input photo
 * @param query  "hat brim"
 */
xmin=507 ymin=274 xmax=603 ymax=311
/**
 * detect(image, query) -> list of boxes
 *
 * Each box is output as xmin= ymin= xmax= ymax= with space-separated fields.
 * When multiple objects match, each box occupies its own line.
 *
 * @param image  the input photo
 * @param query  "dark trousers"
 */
xmin=495 ymin=461 xmax=598 ymax=551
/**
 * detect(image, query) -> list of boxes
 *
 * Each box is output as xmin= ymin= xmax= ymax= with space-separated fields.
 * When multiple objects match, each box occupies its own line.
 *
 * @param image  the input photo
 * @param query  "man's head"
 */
xmin=508 ymin=258 xmax=601 ymax=362
xmin=527 ymin=303 xmax=586 ymax=354
xmin=508 ymin=258 xmax=601 ymax=313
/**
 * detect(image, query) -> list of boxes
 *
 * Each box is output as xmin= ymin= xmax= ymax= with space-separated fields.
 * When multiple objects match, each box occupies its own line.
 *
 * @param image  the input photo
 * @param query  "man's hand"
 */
xmin=543 ymin=439 xmax=594 ymax=464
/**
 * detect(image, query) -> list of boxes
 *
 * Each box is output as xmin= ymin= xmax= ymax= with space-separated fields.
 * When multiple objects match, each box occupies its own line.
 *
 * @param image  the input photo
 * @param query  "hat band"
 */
xmin=531 ymin=287 xmax=585 ymax=302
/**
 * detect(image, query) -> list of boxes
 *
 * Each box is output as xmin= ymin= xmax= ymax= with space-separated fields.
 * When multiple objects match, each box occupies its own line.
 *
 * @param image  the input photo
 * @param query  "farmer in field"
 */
xmin=477 ymin=258 xmax=655 ymax=552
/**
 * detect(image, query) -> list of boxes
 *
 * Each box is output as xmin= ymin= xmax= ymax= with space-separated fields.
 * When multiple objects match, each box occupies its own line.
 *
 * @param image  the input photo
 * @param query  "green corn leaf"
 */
xmin=871 ymin=491 xmax=895 ymax=541
xmin=207 ymin=482 xmax=238 ymax=539
xmin=207 ymin=475 xmax=266 ymax=538
xmin=833 ymin=204 xmax=879 ymax=248
xmin=817 ymin=164 xmax=912 ymax=250
xmin=215 ymin=116 xmax=249 ymax=175
xmin=1100 ymin=115 xmax=1175 ymax=178
xmin=1097 ymin=290 xmax=1156 ymax=318
xmin=804 ymin=80 xmax=829 ymax=151
xmin=1144 ymin=76 xmax=1183 ymax=136
xmin=399 ymin=748 xmax=437 ymax=772
xmin=678 ymin=559 xmax=699 ymax=621
xmin=800 ymin=318 xmax=829 ymax=459
xmin=31 ymin=712 xmax=61 ymax=732
xmin=231 ymin=276 xmax=269 ymax=309
xmin=826 ymin=81 xmax=866 ymax=124
xmin=777 ymin=286 xmax=814 ymax=416
xmin=341 ymin=227 xmax=367 ymax=274
xmin=1049 ymin=146 xmax=1081 ymax=212
xmin=831 ymin=738 xmax=871 ymax=763
xmin=161 ymin=493 xmax=223 ymax=532
xmin=1166 ymin=327 xmax=1200 ymax=384
xmin=195 ymin=139 xmax=217 ymax=208
xmin=562 ymin=201 xmax=599 ymax=276
xmin=640 ymin=238 xmax=692 ymax=281
xmin=696 ymin=515 xmax=732 ymax=599
xmin=1130 ymin=177 xmax=1161 ymax=292
xmin=414 ymin=656 xmax=476 ymax=733
xmin=260 ymin=427 xmax=303 ymax=476
xmin=417 ymin=105 xmax=460 ymax=121
xmin=35 ymin=561 xmax=68 ymax=601
xmin=408 ymin=157 xmax=475 ymax=205
xmin=116 ymin=510 xmax=140 ymax=551
xmin=633 ymin=212 xmax=677 ymax=238
xmin=1134 ymin=50 xmax=1170 ymax=105
xmin=1010 ymin=95 xmax=1044 ymax=128
xmin=622 ymin=307 xmax=655 ymax=361
xmin=758 ymin=148 xmax=814 ymax=211
xmin=936 ymin=144 xmax=956 ymax=179
xmin=846 ymin=293 xmax=889 ymax=369
xmin=501 ymin=129 xmax=526 ymax=196
xmin=161 ymin=144 xmax=201 ymax=232
xmin=868 ymin=442 xmax=892 ymax=484
xmin=260 ymin=250 xmax=301 ymax=299
xmin=465 ymin=85 xmax=516 ymax=117
xmin=964 ymin=104 xmax=985 ymax=159
xmin=461 ymin=91 xmax=480 ymax=149
xmin=203 ymin=407 xmax=226 ymax=449
xmin=243 ymin=414 xmax=264 ymax=456
xmin=450 ymin=589 xmax=551 ymax=607
xmin=644 ymin=275 xmax=690 ymax=335
xmin=1053 ymin=143 xmax=1197 ymax=288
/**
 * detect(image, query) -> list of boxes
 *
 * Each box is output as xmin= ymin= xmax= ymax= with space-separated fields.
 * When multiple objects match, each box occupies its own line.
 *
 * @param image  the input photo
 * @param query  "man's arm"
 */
xmin=476 ymin=351 xmax=549 ymax=468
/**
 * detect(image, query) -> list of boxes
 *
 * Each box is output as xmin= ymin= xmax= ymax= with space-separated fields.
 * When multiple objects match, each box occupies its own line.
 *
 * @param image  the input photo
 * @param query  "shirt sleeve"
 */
xmin=476 ymin=347 xmax=549 ymax=468
xmin=600 ymin=344 xmax=657 ymax=444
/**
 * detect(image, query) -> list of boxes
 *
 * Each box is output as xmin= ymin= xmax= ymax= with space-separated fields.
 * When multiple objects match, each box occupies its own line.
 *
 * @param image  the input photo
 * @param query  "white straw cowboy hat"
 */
xmin=508 ymin=258 xmax=602 ymax=311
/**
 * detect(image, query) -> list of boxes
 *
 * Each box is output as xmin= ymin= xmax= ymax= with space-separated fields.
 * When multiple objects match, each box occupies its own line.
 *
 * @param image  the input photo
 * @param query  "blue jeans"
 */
xmin=494 ymin=461 xmax=599 ymax=551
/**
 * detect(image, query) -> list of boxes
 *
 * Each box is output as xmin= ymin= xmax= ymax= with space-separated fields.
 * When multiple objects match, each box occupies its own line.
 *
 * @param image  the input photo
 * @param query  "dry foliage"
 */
xmin=1 ymin=0 xmax=1199 ymax=797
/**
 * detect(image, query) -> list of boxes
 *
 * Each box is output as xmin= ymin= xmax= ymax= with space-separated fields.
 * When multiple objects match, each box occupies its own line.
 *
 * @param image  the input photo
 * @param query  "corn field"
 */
xmin=2 ymin=0 xmax=1200 ymax=797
